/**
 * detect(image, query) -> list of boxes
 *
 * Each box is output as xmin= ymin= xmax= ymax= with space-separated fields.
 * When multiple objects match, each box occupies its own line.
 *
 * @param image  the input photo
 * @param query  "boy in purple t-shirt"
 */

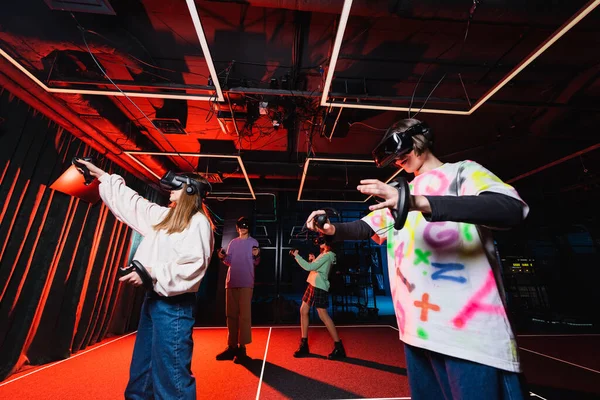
xmin=216 ymin=216 xmax=260 ymax=363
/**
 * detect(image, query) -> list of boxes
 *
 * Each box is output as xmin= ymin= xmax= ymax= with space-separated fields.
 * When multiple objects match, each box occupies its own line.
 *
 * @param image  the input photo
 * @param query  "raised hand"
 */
xmin=356 ymin=179 xmax=399 ymax=211
xmin=76 ymin=158 xmax=106 ymax=179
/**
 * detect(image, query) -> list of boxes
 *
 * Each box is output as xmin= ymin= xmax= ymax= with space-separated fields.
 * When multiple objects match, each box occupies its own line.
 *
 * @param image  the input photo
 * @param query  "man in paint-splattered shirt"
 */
xmin=306 ymin=119 xmax=529 ymax=400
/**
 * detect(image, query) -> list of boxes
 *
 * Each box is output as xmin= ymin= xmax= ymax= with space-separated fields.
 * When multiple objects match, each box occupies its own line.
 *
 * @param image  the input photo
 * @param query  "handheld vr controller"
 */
xmin=313 ymin=214 xmax=328 ymax=229
xmin=312 ymin=207 xmax=339 ymax=230
xmin=159 ymin=171 xmax=211 ymax=199
xmin=119 ymin=260 xmax=153 ymax=290
xmin=72 ymin=157 xmax=96 ymax=185
xmin=390 ymin=177 xmax=410 ymax=230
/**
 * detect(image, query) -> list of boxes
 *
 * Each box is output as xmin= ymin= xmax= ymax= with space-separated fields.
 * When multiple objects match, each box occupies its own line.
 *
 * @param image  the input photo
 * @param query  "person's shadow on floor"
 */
xmin=294 ymin=353 xmax=407 ymax=375
xmin=239 ymin=354 xmax=407 ymax=399
xmin=337 ymin=356 xmax=408 ymax=375
xmin=241 ymin=357 xmax=361 ymax=399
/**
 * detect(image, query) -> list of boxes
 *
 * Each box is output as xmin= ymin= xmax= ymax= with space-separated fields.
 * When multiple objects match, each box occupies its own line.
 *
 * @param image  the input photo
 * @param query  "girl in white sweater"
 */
xmin=77 ymin=159 xmax=214 ymax=400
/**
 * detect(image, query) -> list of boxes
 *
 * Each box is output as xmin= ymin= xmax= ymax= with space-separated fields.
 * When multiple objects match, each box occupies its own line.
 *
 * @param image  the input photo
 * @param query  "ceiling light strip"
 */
xmin=0 ymin=48 xmax=216 ymax=101
xmin=297 ymin=159 xmax=312 ymax=201
xmin=507 ymin=142 xmax=600 ymax=184
xmin=468 ymin=0 xmax=600 ymax=115
xmin=124 ymin=151 xmax=255 ymax=200
xmin=235 ymin=156 xmax=256 ymax=199
xmin=48 ymin=87 xmax=213 ymax=101
xmin=185 ymin=0 xmax=225 ymax=102
xmin=321 ymin=0 xmax=600 ymax=115
xmin=310 ymin=157 xmax=373 ymax=163
xmin=127 ymin=151 xmax=238 ymax=159
xmin=323 ymin=101 xmax=471 ymax=115
xmin=319 ymin=0 xmax=354 ymax=106
xmin=297 ymin=157 xmax=381 ymax=202
xmin=319 ymin=0 xmax=470 ymax=114
xmin=327 ymin=98 xmax=346 ymax=141
xmin=0 ymin=48 xmax=49 ymax=89
xmin=124 ymin=152 xmax=161 ymax=179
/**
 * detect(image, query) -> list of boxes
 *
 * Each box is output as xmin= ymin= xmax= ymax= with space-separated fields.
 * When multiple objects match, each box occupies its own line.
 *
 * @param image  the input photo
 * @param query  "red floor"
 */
xmin=0 ymin=326 xmax=598 ymax=399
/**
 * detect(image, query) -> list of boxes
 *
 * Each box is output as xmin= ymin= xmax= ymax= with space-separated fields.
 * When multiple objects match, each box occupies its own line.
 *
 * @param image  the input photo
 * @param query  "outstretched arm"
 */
xmin=294 ymin=253 xmax=331 ymax=272
xmin=78 ymin=159 xmax=167 ymax=236
xmin=420 ymin=192 xmax=524 ymax=228
xmin=357 ymin=174 xmax=527 ymax=229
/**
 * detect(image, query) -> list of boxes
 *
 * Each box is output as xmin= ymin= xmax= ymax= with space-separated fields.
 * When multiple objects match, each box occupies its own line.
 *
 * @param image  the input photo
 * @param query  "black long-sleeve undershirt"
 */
xmin=330 ymin=192 xmax=525 ymax=242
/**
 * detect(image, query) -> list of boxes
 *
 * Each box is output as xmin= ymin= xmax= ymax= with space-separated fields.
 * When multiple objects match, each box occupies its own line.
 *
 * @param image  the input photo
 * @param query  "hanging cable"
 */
xmin=70 ymin=13 xmax=197 ymax=172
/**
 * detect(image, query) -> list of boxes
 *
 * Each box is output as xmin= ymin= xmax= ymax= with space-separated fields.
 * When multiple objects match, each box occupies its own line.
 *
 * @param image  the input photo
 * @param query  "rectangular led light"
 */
xmin=320 ymin=0 xmax=600 ymax=115
xmin=297 ymin=157 xmax=403 ymax=202
xmin=185 ymin=0 xmax=225 ymax=102
xmin=124 ymin=151 xmax=255 ymax=200
xmin=0 ymin=1 xmax=225 ymax=102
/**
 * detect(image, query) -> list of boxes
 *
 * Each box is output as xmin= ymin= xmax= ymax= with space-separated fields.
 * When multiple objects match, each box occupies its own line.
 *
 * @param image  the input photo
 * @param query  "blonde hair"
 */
xmin=153 ymin=173 xmax=215 ymax=234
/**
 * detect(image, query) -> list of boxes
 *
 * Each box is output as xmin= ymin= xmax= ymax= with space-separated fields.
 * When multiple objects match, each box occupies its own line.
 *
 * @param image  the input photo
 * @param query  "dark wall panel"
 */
xmin=0 ymin=89 xmax=146 ymax=380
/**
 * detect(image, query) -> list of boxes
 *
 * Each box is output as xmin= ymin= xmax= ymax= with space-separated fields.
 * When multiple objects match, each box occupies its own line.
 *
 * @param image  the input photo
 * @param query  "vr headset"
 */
xmin=159 ymin=171 xmax=211 ymax=199
xmin=236 ymin=217 xmax=250 ymax=230
xmin=372 ymin=121 xmax=431 ymax=168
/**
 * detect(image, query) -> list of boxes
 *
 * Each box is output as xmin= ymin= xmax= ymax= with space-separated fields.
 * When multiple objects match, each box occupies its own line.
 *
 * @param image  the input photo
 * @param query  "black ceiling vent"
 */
xmin=44 ymin=0 xmax=116 ymax=15
xmin=152 ymin=119 xmax=187 ymax=135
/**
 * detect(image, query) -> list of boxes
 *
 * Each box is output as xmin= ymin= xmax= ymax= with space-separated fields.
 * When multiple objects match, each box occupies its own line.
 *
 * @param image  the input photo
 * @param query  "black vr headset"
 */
xmin=372 ymin=121 xmax=432 ymax=168
xmin=159 ymin=171 xmax=212 ymax=199
xmin=236 ymin=217 xmax=250 ymax=230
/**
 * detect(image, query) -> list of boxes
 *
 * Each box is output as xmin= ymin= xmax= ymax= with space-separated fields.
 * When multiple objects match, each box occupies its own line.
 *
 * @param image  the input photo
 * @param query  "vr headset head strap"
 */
xmin=159 ymin=171 xmax=212 ymax=199
xmin=372 ymin=120 xmax=432 ymax=168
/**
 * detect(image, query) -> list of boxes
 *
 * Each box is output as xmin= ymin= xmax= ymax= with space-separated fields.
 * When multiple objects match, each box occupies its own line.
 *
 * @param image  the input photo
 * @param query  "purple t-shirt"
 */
xmin=224 ymin=236 xmax=260 ymax=288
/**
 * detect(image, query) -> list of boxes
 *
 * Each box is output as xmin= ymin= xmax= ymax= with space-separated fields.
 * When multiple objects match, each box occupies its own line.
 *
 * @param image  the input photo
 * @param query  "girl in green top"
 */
xmin=291 ymin=239 xmax=346 ymax=360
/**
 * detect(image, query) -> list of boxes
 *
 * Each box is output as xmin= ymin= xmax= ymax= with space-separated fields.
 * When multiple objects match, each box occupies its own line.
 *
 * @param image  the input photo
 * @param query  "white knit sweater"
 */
xmin=98 ymin=173 xmax=214 ymax=296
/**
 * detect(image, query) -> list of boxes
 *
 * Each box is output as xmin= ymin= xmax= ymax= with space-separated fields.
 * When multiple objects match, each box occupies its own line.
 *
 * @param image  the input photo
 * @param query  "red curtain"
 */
xmin=0 ymin=89 xmax=145 ymax=381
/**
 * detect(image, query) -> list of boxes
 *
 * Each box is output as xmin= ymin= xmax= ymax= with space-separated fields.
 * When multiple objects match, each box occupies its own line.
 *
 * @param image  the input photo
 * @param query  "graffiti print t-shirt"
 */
xmin=362 ymin=161 xmax=529 ymax=372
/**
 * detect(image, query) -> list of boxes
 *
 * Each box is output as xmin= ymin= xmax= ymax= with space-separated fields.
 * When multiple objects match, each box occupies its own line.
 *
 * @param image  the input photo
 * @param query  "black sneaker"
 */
xmin=328 ymin=340 xmax=346 ymax=360
xmin=293 ymin=338 xmax=309 ymax=358
xmin=216 ymin=346 xmax=237 ymax=361
xmin=234 ymin=346 xmax=249 ymax=364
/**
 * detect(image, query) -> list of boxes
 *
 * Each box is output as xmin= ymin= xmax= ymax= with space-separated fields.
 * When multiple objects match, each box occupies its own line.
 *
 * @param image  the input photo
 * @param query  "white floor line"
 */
xmin=0 ymin=331 xmax=137 ymax=387
xmin=334 ymin=392 xmax=546 ymax=400
xmin=517 ymin=334 xmax=600 ymax=337
xmin=267 ymin=324 xmax=396 ymax=329
xmin=193 ymin=326 xmax=273 ymax=330
xmin=255 ymin=327 xmax=272 ymax=400
xmin=519 ymin=347 xmax=600 ymax=374
xmin=529 ymin=392 xmax=548 ymax=400
xmin=196 ymin=324 xmax=398 ymax=330
xmin=193 ymin=326 xmax=598 ymax=337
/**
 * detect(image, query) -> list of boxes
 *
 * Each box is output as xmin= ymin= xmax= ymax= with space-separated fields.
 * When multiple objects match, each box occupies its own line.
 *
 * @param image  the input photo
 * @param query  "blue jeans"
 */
xmin=125 ymin=292 xmax=197 ymax=400
xmin=405 ymin=344 xmax=526 ymax=400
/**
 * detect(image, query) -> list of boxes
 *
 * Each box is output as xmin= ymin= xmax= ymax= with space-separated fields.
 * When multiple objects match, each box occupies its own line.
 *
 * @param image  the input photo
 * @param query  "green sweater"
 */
xmin=294 ymin=251 xmax=336 ymax=291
